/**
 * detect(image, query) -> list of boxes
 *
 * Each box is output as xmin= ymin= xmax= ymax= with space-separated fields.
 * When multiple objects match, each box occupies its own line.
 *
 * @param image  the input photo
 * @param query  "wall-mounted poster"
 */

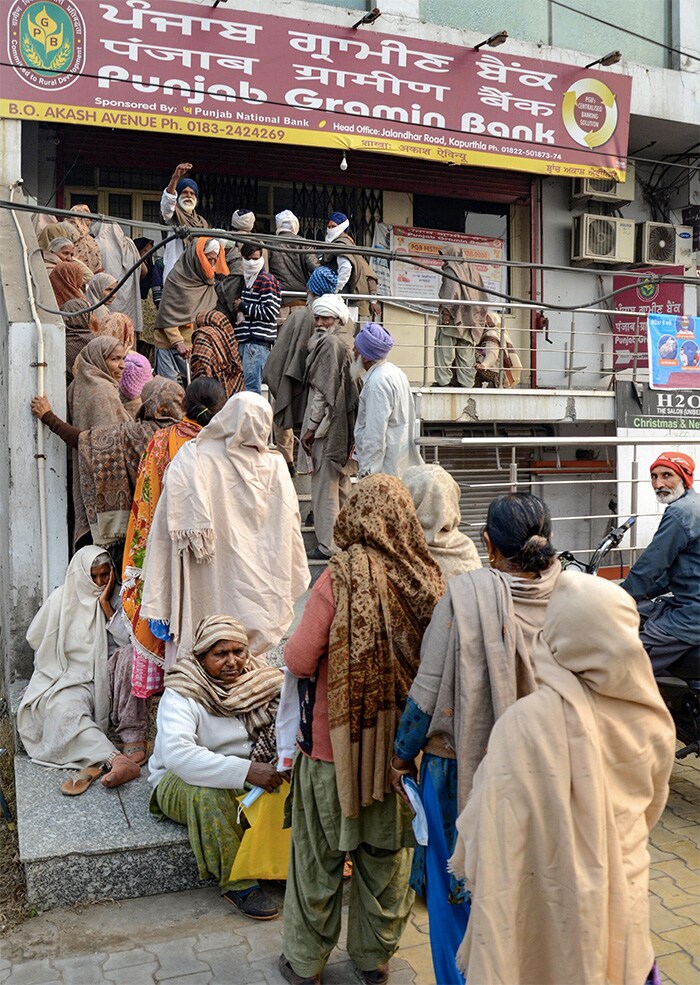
xmin=647 ymin=312 xmax=700 ymax=390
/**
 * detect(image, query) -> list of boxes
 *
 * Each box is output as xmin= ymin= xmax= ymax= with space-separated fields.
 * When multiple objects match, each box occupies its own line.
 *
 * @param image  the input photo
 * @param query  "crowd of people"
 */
xmin=16 ymin=164 xmax=691 ymax=985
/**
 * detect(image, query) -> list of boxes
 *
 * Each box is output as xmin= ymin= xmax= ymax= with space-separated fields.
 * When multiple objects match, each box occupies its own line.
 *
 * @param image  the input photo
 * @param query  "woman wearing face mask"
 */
xmin=230 ymin=243 xmax=282 ymax=394
xmin=160 ymin=162 xmax=209 ymax=281
xmin=153 ymin=237 xmax=229 ymax=386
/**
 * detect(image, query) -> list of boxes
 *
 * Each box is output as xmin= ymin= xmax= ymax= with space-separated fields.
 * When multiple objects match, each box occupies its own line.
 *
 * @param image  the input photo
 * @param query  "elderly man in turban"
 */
xmin=622 ymin=451 xmax=700 ymax=674
xmin=269 ymin=210 xmax=319 ymax=326
xmin=149 ymin=614 xmax=284 ymax=920
xmin=353 ymin=323 xmax=423 ymax=479
xmin=298 ymin=294 xmax=359 ymax=560
xmin=160 ymin=163 xmax=209 ymax=281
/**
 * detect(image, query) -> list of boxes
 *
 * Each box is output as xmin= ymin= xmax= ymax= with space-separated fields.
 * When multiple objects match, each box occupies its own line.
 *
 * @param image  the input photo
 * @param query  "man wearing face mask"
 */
xmin=160 ymin=162 xmax=209 ymax=281
xmin=322 ymin=212 xmax=380 ymax=324
xmin=622 ymin=452 xmax=700 ymax=674
xmin=231 ymin=243 xmax=282 ymax=393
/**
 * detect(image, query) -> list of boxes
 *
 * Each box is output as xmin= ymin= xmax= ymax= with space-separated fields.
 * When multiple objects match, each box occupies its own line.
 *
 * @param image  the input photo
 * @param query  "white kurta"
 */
xmin=354 ymin=360 xmax=423 ymax=478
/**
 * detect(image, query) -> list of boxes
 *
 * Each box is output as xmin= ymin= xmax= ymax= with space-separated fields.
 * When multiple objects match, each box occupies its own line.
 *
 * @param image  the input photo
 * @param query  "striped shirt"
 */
xmin=235 ymin=270 xmax=281 ymax=346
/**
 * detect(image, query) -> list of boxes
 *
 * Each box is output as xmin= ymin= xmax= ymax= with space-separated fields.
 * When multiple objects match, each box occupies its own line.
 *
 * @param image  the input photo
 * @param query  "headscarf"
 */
xmin=231 ymin=209 xmax=255 ymax=232
xmin=311 ymin=294 xmax=349 ymax=324
xmin=67 ymin=335 xmax=129 ymax=431
xmin=17 ymin=545 xmax=115 ymax=769
xmin=91 ymin=220 xmax=144 ymax=334
xmin=403 ymin=464 xmax=481 ymax=579
xmin=327 ymin=475 xmax=445 ymax=817
xmin=191 ymin=309 xmax=245 ymax=399
xmin=650 ymin=451 xmax=694 ymax=488
xmin=99 ymin=312 xmax=135 ymax=351
xmin=155 ymin=237 xmax=229 ymax=332
xmin=86 ymin=272 xmax=118 ymax=326
xmin=49 ymin=260 xmax=84 ymax=307
xmin=307 ymin=266 xmax=337 ymax=296
xmin=140 ymin=391 xmax=310 ymax=661
xmin=176 ymin=177 xmax=199 ymax=196
xmin=275 ymin=210 xmax=300 ymax=235
xmin=165 ymin=615 xmax=283 ymax=761
xmin=62 ymin=299 xmax=97 ymax=378
xmin=45 ymin=236 xmax=73 ymax=254
xmin=67 ymin=205 xmax=103 ymax=273
xmin=326 ymin=216 xmax=350 ymax=243
xmin=79 ymin=377 xmax=185 ymax=546
xmin=450 ymin=572 xmax=675 ymax=985
xmin=355 ymin=321 xmax=394 ymax=361
xmin=119 ymin=352 xmax=153 ymax=401
xmin=37 ymin=221 xmax=79 ymax=250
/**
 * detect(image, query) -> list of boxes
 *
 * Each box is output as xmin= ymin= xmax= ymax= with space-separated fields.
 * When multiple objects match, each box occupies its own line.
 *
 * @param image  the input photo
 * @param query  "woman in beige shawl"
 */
xmin=140 ymin=391 xmax=309 ymax=664
xmin=86 ymin=272 xmax=118 ymax=328
xmin=450 ymin=571 xmax=675 ymax=985
xmin=391 ymin=492 xmax=560 ymax=985
xmin=67 ymin=204 xmax=103 ymax=274
xmin=403 ymin=463 xmax=481 ymax=580
xmin=92 ymin=219 xmax=144 ymax=335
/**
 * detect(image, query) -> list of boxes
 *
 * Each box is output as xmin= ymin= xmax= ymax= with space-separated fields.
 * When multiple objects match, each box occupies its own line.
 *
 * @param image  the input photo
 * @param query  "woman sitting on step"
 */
xmin=148 ymin=615 xmax=284 ymax=920
xmin=17 ymin=546 xmax=147 ymax=795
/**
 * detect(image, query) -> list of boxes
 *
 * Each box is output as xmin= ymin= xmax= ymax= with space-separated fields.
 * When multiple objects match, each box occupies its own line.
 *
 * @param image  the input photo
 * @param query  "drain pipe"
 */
xmin=8 ymin=180 xmax=49 ymax=600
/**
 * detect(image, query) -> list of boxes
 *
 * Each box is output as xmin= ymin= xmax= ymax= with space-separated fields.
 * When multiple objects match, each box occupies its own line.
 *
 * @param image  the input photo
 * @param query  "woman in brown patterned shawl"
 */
xmin=280 ymin=474 xmax=445 ymax=984
xmin=190 ymin=309 xmax=245 ymax=398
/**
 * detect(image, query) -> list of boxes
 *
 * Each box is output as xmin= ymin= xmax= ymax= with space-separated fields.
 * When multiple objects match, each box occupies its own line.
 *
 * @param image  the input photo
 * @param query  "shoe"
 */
xmin=307 ymin=547 xmax=330 ymax=561
xmin=101 ymin=754 xmax=140 ymax=788
xmin=287 ymin=462 xmax=297 ymax=478
xmin=356 ymin=968 xmax=388 ymax=985
xmin=278 ymin=955 xmax=321 ymax=985
xmin=305 ymin=510 xmax=314 ymax=526
xmin=222 ymin=887 xmax=278 ymax=920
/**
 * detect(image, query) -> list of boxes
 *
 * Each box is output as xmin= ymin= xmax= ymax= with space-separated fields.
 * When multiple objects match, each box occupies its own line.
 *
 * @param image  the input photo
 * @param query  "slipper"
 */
xmin=121 ymin=743 xmax=147 ymax=766
xmin=101 ymin=753 xmax=140 ymax=788
xmin=60 ymin=765 xmax=103 ymax=797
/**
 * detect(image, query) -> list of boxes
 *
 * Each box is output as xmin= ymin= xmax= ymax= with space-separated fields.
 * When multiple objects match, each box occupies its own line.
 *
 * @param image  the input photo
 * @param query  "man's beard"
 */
xmin=349 ymin=354 xmax=366 ymax=383
xmin=655 ymin=485 xmax=684 ymax=505
xmin=178 ymin=195 xmax=197 ymax=213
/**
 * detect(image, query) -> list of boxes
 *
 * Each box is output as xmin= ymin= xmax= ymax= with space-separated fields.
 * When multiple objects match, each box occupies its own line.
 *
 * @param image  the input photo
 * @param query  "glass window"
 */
xmin=67 ymin=192 xmax=97 ymax=213
xmin=419 ymin=0 xmax=548 ymax=45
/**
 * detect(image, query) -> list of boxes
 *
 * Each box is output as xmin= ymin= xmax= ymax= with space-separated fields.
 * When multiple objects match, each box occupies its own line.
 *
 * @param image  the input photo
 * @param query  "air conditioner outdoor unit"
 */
xmin=572 ymin=162 xmax=635 ymax=204
xmin=571 ymin=214 xmax=636 ymax=264
xmin=636 ymin=222 xmax=694 ymax=266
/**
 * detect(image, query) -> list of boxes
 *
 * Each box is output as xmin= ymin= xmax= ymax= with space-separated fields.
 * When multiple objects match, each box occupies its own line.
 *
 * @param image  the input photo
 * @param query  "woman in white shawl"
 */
xmin=92 ymin=219 xmax=144 ymax=336
xmin=141 ymin=391 xmax=310 ymax=665
xmin=403 ymin=464 xmax=481 ymax=580
xmin=391 ymin=492 xmax=560 ymax=985
xmin=449 ymin=572 xmax=675 ymax=985
xmin=17 ymin=547 xmax=145 ymax=795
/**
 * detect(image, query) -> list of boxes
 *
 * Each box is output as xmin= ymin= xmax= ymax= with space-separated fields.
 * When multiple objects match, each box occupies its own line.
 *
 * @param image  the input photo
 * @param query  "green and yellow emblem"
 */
xmin=8 ymin=0 xmax=85 ymax=91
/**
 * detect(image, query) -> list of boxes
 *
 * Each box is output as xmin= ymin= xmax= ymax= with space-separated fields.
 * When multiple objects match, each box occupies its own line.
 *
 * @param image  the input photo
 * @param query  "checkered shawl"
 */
xmin=191 ymin=309 xmax=245 ymax=399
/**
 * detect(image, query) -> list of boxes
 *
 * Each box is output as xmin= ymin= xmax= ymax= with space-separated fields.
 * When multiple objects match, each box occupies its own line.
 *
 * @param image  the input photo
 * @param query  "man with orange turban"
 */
xmin=622 ymin=451 xmax=699 ymax=673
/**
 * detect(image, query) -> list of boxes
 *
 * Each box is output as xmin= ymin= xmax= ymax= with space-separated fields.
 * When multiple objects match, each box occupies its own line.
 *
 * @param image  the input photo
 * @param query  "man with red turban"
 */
xmin=622 ymin=451 xmax=699 ymax=673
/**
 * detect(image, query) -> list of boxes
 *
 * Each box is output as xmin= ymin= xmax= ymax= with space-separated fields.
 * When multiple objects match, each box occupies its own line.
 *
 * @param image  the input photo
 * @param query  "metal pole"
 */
xmin=423 ymin=312 xmax=430 ymax=387
xmin=630 ymin=454 xmax=639 ymax=562
xmin=509 ymin=448 xmax=518 ymax=492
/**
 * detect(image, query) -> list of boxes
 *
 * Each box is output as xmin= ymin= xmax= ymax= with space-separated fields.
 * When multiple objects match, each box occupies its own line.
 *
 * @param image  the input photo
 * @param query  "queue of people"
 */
xmin=16 ymin=169 xmax=686 ymax=985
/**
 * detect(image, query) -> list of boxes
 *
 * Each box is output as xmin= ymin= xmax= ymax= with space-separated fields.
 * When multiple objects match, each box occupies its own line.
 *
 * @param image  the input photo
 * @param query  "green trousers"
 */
xmin=283 ymin=756 xmax=414 ymax=977
xmin=434 ymin=326 xmax=476 ymax=387
xmin=150 ymin=771 xmax=256 ymax=893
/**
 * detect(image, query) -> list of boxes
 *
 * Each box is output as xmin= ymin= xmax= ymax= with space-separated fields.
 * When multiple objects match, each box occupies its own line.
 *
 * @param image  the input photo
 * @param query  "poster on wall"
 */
xmin=616 ymin=381 xmax=700 ymax=431
xmin=647 ymin=312 xmax=700 ymax=390
xmin=612 ymin=267 xmax=684 ymax=371
xmin=1 ymin=0 xmax=632 ymax=178
xmin=390 ymin=226 xmax=505 ymax=303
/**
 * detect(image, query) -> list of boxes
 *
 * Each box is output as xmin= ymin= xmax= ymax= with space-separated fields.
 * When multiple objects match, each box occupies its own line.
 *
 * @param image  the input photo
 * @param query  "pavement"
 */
xmin=1 ymin=755 xmax=698 ymax=985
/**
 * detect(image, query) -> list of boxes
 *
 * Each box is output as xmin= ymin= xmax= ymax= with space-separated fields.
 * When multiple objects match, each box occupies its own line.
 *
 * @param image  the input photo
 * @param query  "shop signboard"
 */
xmin=647 ymin=312 xmax=700 ymax=390
xmin=616 ymin=381 xmax=700 ymax=431
xmin=612 ymin=267 xmax=684 ymax=371
xmin=1 ymin=0 xmax=632 ymax=178
xmin=390 ymin=226 xmax=505 ymax=302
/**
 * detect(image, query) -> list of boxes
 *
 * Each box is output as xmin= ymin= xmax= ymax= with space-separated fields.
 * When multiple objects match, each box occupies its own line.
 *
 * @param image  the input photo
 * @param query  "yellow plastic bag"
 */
xmin=230 ymin=781 xmax=291 ymax=882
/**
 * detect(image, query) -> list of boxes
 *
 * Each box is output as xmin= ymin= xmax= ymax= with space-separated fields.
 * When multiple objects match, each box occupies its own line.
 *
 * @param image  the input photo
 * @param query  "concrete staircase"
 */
xmin=11 ymin=471 xmax=323 ymax=911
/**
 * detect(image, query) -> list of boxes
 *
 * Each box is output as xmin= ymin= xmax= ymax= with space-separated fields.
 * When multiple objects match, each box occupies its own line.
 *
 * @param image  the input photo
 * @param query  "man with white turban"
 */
xmin=299 ymin=295 xmax=359 ymax=559
xmin=269 ymin=210 xmax=319 ymax=326
xmin=353 ymin=322 xmax=423 ymax=479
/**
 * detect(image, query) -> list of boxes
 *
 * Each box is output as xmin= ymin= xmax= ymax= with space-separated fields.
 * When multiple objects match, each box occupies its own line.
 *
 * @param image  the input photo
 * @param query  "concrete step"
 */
xmin=302 ymin=524 xmax=318 ymax=552
xmin=14 ymin=754 xmax=207 ymax=911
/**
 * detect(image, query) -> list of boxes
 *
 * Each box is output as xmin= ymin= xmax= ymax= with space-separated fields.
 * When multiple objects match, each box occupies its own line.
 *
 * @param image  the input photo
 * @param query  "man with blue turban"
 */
xmin=160 ymin=162 xmax=209 ymax=280
xmin=353 ymin=323 xmax=423 ymax=479
xmin=321 ymin=212 xmax=381 ymax=323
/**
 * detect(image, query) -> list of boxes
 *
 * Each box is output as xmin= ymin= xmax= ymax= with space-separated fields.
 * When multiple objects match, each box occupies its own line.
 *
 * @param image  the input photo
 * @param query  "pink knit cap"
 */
xmin=119 ymin=352 xmax=153 ymax=401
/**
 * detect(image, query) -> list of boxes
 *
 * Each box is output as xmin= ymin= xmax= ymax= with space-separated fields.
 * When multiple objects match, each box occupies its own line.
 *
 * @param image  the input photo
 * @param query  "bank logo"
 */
xmin=8 ymin=0 xmax=85 ymax=91
xmin=562 ymin=78 xmax=618 ymax=149
xmin=637 ymin=277 xmax=659 ymax=303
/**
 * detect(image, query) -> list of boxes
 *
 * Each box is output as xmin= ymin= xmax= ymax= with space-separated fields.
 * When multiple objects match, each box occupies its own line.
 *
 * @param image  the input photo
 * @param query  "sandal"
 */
xmin=343 ymin=856 xmax=353 ymax=879
xmin=60 ymin=765 xmax=103 ymax=796
xmin=122 ymin=743 xmax=147 ymax=765
xmin=101 ymin=753 xmax=140 ymax=788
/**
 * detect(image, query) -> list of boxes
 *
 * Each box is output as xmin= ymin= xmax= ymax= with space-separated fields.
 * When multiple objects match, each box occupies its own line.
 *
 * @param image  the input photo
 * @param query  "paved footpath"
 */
xmin=1 ymin=756 xmax=698 ymax=985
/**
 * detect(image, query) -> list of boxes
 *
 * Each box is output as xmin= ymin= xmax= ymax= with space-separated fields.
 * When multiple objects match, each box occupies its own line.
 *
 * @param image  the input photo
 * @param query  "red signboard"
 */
xmin=612 ymin=267 xmax=685 ymax=371
xmin=1 ymin=0 xmax=632 ymax=179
